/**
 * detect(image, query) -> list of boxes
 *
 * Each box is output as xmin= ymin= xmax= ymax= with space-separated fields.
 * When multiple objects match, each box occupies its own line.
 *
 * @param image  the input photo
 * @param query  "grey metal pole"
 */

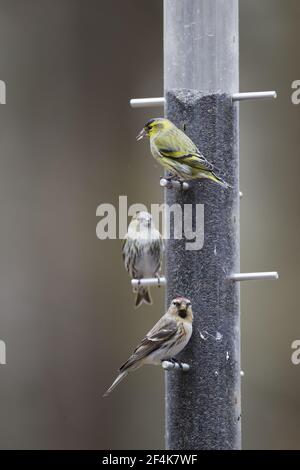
xmin=164 ymin=0 xmax=241 ymax=450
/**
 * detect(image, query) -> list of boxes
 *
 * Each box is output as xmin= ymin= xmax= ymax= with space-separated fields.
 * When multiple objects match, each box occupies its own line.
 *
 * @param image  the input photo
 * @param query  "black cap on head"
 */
xmin=144 ymin=118 xmax=156 ymax=128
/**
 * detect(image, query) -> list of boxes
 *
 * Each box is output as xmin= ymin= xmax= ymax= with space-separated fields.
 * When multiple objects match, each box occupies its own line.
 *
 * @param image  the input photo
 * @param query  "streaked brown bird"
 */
xmin=123 ymin=211 xmax=163 ymax=308
xmin=103 ymin=297 xmax=193 ymax=397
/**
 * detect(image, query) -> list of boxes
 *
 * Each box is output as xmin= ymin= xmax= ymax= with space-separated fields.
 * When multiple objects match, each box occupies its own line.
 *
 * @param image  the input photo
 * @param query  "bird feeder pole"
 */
xmin=130 ymin=0 xmax=278 ymax=450
xmin=164 ymin=0 xmax=241 ymax=450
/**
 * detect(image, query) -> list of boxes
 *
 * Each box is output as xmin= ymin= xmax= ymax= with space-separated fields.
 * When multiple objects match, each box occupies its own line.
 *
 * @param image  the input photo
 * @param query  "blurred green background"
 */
xmin=0 ymin=0 xmax=299 ymax=449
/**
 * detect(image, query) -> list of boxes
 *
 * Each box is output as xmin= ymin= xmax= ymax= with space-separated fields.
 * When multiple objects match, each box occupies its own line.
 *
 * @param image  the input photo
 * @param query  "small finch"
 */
xmin=103 ymin=297 xmax=193 ymax=397
xmin=123 ymin=211 xmax=163 ymax=308
xmin=137 ymin=117 xmax=230 ymax=188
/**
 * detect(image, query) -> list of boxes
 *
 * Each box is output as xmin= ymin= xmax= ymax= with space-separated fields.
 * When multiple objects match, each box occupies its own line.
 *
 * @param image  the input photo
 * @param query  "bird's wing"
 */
xmin=146 ymin=316 xmax=178 ymax=343
xmin=121 ymin=238 xmax=127 ymax=262
xmin=119 ymin=316 xmax=178 ymax=372
xmin=122 ymin=237 xmax=139 ymax=278
xmin=155 ymin=128 xmax=214 ymax=171
xmin=149 ymin=236 xmax=164 ymax=273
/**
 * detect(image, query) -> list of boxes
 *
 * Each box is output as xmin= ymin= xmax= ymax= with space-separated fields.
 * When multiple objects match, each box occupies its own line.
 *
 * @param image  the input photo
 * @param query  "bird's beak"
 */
xmin=136 ymin=128 xmax=147 ymax=141
xmin=178 ymin=304 xmax=187 ymax=319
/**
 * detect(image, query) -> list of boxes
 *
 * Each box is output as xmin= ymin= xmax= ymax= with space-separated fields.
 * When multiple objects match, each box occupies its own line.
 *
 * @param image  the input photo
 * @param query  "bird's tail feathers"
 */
xmin=210 ymin=172 xmax=232 ymax=189
xmin=103 ymin=371 xmax=128 ymax=397
xmin=135 ymin=287 xmax=152 ymax=308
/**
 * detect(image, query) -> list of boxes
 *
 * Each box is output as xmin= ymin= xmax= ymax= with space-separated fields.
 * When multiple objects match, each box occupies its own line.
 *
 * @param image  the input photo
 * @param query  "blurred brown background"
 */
xmin=0 ymin=0 xmax=298 ymax=449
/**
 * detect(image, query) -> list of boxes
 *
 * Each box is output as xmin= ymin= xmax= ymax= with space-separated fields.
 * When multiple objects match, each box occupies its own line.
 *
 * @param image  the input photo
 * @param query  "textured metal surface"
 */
xmin=164 ymin=89 xmax=241 ymax=450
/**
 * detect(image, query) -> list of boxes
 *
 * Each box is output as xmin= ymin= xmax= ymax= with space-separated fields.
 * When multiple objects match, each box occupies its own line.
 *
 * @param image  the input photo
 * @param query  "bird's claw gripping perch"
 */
xmin=160 ymin=177 xmax=189 ymax=191
xmin=161 ymin=359 xmax=190 ymax=372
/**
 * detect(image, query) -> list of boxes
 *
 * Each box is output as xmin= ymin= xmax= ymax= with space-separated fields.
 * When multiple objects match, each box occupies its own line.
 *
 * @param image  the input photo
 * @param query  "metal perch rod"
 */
xmin=131 ymin=277 xmax=166 ymax=288
xmin=163 ymin=363 xmax=244 ymax=374
xmin=229 ymin=272 xmax=279 ymax=281
xmin=130 ymin=91 xmax=277 ymax=108
xmin=160 ymin=178 xmax=243 ymax=197
xmin=132 ymin=273 xmax=279 ymax=286
xmin=130 ymin=97 xmax=165 ymax=108
xmin=232 ymin=91 xmax=277 ymax=101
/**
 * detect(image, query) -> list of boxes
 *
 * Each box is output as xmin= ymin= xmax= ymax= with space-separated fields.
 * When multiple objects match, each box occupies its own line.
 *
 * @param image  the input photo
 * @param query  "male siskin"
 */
xmin=103 ymin=297 xmax=193 ymax=397
xmin=137 ymin=117 xmax=230 ymax=188
xmin=123 ymin=211 xmax=163 ymax=308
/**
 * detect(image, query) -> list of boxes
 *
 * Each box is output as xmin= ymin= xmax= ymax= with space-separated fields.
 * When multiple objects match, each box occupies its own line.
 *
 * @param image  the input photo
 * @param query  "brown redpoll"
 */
xmin=103 ymin=297 xmax=193 ymax=397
